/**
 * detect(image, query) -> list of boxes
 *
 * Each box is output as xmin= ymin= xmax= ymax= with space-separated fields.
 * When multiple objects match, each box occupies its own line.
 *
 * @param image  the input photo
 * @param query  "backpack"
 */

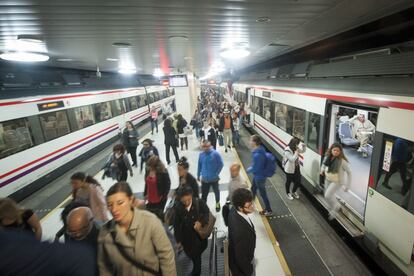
xmin=263 ymin=152 xmax=277 ymax=177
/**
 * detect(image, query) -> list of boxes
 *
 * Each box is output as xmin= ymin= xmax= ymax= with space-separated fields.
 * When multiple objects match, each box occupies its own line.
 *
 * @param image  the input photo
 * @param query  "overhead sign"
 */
xmin=169 ymin=75 xmax=188 ymax=87
xmin=37 ymin=101 xmax=64 ymax=111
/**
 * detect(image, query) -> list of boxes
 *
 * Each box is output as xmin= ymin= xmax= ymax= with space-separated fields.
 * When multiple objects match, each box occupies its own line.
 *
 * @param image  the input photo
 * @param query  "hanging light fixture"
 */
xmin=0 ymin=52 xmax=49 ymax=62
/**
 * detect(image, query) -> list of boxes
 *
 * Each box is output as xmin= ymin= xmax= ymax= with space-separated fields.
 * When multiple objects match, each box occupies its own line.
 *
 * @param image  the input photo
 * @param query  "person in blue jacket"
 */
xmin=247 ymin=135 xmax=273 ymax=216
xmin=197 ymin=139 xmax=224 ymax=212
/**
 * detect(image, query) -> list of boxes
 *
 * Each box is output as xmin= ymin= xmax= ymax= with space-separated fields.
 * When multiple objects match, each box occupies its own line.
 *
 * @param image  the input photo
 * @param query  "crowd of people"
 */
xmin=0 ymin=87 xmax=355 ymax=276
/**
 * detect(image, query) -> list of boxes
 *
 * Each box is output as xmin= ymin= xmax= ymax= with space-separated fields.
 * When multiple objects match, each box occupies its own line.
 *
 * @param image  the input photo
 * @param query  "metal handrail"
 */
xmin=209 ymin=227 xmax=218 ymax=276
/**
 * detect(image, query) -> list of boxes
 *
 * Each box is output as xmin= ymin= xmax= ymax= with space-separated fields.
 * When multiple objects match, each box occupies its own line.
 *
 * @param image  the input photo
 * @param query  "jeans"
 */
xmin=195 ymin=126 xmax=201 ymax=139
xmin=165 ymin=144 xmax=179 ymax=164
xmin=189 ymin=255 xmax=202 ymax=276
xmin=285 ymin=168 xmax=301 ymax=194
xmin=201 ymin=180 xmax=220 ymax=203
xmin=151 ymin=118 xmax=158 ymax=133
xmin=252 ymin=178 xmax=272 ymax=212
xmin=232 ymin=130 xmax=240 ymax=145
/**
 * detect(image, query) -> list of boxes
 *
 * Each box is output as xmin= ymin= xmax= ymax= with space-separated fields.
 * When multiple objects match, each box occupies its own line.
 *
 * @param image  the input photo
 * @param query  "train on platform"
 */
xmin=214 ymin=74 xmax=414 ymax=273
xmin=0 ymin=85 xmax=175 ymax=201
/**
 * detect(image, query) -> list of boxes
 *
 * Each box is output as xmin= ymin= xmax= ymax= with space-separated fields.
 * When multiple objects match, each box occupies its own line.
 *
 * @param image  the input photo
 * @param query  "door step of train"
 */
xmin=314 ymin=194 xmax=364 ymax=238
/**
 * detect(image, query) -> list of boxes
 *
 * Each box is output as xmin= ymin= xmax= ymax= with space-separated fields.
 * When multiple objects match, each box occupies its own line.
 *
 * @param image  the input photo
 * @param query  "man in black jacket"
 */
xmin=228 ymin=188 xmax=256 ymax=276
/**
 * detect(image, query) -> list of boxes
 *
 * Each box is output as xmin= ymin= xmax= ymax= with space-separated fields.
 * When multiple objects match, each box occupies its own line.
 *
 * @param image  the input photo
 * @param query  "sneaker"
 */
xmin=287 ymin=193 xmax=294 ymax=200
xmin=215 ymin=202 xmax=221 ymax=212
xmin=225 ymin=149 xmax=228 ymax=153
xmin=293 ymin=192 xmax=300 ymax=199
xmin=357 ymin=147 xmax=362 ymax=152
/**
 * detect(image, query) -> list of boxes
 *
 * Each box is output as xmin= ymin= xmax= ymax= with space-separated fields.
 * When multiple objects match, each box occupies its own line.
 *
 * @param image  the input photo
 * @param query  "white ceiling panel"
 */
xmin=0 ymin=0 xmax=413 ymax=76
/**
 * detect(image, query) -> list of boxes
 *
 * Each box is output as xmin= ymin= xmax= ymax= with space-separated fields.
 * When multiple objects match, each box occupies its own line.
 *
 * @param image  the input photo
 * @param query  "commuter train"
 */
xmin=0 ymin=85 xmax=175 ymax=200
xmin=218 ymin=76 xmax=414 ymax=272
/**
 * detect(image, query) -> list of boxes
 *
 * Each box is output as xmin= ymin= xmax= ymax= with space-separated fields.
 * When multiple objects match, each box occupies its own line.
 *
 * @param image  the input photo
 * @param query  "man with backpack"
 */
xmin=247 ymin=134 xmax=275 ymax=216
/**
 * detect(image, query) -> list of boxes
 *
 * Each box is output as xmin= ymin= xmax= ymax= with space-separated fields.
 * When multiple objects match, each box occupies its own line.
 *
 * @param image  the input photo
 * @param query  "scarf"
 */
xmin=323 ymin=156 xmax=341 ymax=173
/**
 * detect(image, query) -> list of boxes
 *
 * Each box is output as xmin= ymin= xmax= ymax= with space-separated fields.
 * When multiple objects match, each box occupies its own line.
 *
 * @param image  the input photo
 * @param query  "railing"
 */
xmin=209 ymin=227 xmax=218 ymax=276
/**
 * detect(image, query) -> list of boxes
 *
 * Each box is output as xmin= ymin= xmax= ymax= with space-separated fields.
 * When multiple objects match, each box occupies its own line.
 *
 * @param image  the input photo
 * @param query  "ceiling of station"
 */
xmin=0 ymin=0 xmax=413 ymax=77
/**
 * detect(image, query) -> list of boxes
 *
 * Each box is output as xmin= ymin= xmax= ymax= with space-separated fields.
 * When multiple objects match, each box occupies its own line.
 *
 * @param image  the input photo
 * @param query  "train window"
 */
xmin=137 ymin=95 xmax=146 ymax=108
xmin=155 ymin=92 xmax=161 ymax=101
xmin=0 ymin=118 xmax=34 ymax=159
xmin=274 ymin=103 xmax=288 ymax=132
xmin=74 ymin=106 xmax=95 ymax=130
xmin=307 ymin=113 xmax=321 ymax=152
xmin=112 ymin=100 xmax=126 ymax=116
xmin=93 ymin=102 xmax=113 ymax=123
xmin=39 ymin=111 xmax=71 ymax=141
xmin=375 ymin=136 xmax=414 ymax=214
xmin=262 ymin=99 xmax=274 ymax=123
xmin=148 ymin=94 xmax=154 ymax=104
xmin=254 ymin=97 xmax=263 ymax=117
xmin=291 ymin=107 xmax=305 ymax=141
xmin=128 ymin=97 xmax=139 ymax=110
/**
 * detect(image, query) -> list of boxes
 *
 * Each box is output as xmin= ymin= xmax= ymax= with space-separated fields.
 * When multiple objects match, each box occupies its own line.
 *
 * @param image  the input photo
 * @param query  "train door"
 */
xmin=325 ymin=103 xmax=378 ymax=219
xmin=246 ymin=87 xmax=254 ymax=125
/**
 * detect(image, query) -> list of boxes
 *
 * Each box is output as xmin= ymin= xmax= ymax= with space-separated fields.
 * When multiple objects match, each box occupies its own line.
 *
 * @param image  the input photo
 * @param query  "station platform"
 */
xmin=30 ymin=118 xmax=285 ymax=275
xmin=19 ymin=117 xmax=375 ymax=276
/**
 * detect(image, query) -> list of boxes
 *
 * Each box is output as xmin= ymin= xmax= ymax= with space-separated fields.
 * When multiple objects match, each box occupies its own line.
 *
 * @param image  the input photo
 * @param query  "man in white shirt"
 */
xmin=349 ymin=113 xmax=375 ymax=155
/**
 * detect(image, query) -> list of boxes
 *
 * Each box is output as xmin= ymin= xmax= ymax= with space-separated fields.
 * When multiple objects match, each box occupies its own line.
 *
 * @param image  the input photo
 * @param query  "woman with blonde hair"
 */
xmin=320 ymin=143 xmax=352 ymax=220
xmin=0 ymin=197 xmax=42 ymax=240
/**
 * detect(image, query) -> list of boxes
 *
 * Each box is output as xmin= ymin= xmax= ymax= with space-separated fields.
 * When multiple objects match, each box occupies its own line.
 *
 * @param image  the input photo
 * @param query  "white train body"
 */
xmin=231 ymin=81 xmax=414 ymax=272
xmin=0 ymin=86 xmax=174 ymax=199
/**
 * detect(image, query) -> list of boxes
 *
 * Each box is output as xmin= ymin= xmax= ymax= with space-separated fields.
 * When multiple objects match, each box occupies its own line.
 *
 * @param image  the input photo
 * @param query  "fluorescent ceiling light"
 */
xmin=106 ymin=58 xmax=118 ymax=61
xmin=0 ymin=52 xmax=49 ymax=62
xmin=57 ymin=58 xmax=74 ymax=62
xmin=153 ymin=68 xmax=163 ymax=77
xmin=118 ymin=67 xmax=136 ymax=74
xmin=220 ymin=48 xmax=250 ymax=59
xmin=17 ymin=35 xmax=43 ymax=44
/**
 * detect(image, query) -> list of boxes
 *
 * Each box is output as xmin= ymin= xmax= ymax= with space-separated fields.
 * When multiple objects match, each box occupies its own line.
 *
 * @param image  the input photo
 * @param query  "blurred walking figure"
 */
xmin=163 ymin=118 xmax=180 ymax=165
xmin=150 ymin=106 xmax=159 ymax=134
xmin=199 ymin=120 xmax=217 ymax=150
xmin=138 ymin=139 xmax=159 ymax=173
xmin=0 ymin=197 xmax=42 ymax=240
xmin=197 ymin=140 xmax=224 ymax=212
xmin=70 ymin=172 xmax=109 ymax=223
xmin=232 ymin=112 xmax=240 ymax=146
xmin=105 ymin=144 xmax=133 ymax=181
xmin=247 ymin=135 xmax=273 ymax=216
xmin=173 ymin=186 xmax=210 ymax=276
xmin=283 ymin=137 xmax=306 ymax=200
xmin=98 ymin=182 xmax=176 ymax=276
xmin=320 ymin=143 xmax=351 ymax=220
xmin=177 ymin=156 xmax=199 ymax=197
xmin=122 ymin=121 xmax=139 ymax=167
xmin=219 ymin=109 xmax=234 ymax=152
xmin=144 ymin=156 xmax=171 ymax=221
xmin=177 ymin=114 xmax=189 ymax=151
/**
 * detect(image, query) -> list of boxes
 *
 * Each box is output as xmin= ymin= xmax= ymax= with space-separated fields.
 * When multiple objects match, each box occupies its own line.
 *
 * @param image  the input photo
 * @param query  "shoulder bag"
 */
xmin=110 ymin=231 xmax=162 ymax=276
xmin=195 ymin=199 xmax=216 ymax=240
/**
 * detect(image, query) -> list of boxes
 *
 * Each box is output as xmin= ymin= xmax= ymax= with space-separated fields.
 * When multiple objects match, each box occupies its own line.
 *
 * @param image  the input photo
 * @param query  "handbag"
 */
xmin=325 ymin=171 xmax=339 ymax=183
xmin=218 ymin=134 xmax=224 ymax=147
xmin=110 ymin=231 xmax=162 ymax=276
xmin=195 ymin=199 xmax=216 ymax=240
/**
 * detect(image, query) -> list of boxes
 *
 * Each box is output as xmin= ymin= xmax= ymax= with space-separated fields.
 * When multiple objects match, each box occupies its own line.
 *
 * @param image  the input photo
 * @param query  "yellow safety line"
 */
xmin=233 ymin=148 xmax=293 ymax=276
xmin=40 ymin=194 xmax=72 ymax=222
xmin=39 ymin=121 xmax=161 ymax=223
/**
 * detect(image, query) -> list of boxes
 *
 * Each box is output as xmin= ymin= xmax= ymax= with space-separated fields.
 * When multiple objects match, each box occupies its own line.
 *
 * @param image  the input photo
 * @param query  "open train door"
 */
xmin=324 ymin=102 xmax=379 ymax=222
xmin=245 ymin=87 xmax=254 ymax=126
